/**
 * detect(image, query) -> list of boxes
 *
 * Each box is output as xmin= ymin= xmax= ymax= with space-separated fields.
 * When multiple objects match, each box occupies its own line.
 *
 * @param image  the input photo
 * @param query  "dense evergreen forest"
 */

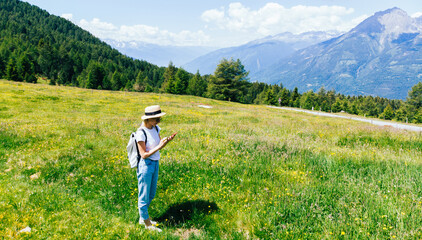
xmin=0 ymin=0 xmax=166 ymax=90
xmin=1 ymin=0 xmax=422 ymax=123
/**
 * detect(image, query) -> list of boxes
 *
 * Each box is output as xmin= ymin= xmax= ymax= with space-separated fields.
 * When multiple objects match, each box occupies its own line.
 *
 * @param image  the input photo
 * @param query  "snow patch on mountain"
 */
xmin=379 ymin=8 xmax=418 ymax=34
xmin=376 ymin=8 xmax=421 ymax=48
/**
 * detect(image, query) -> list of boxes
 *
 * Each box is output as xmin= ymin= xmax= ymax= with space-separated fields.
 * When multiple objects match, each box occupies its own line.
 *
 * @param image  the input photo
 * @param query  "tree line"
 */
xmin=173 ymin=58 xmax=422 ymax=124
xmin=2 ymin=0 xmax=421 ymax=123
xmin=256 ymin=81 xmax=422 ymax=123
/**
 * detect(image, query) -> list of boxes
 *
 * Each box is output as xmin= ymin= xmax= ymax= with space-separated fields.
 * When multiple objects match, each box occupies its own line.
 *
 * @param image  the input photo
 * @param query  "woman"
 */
xmin=136 ymin=105 xmax=176 ymax=232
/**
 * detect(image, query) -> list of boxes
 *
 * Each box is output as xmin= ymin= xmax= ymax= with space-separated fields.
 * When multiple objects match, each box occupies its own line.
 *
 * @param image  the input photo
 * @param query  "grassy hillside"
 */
xmin=1 ymin=79 xmax=422 ymax=239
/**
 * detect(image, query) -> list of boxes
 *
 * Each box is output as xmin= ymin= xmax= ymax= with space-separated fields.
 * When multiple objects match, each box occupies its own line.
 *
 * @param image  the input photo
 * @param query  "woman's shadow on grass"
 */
xmin=155 ymin=200 xmax=218 ymax=226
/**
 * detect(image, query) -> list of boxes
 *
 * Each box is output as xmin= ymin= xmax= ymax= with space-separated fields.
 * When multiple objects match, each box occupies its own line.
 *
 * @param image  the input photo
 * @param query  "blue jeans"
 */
xmin=137 ymin=159 xmax=159 ymax=221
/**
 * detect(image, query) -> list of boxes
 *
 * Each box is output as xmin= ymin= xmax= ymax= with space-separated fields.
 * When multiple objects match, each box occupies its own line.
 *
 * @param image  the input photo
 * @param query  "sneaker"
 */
xmin=145 ymin=225 xmax=162 ymax=232
xmin=139 ymin=219 xmax=158 ymax=226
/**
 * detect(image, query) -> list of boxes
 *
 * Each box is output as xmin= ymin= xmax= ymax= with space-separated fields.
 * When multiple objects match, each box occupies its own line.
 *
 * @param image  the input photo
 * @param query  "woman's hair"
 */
xmin=141 ymin=119 xmax=148 ymax=127
xmin=141 ymin=118 xmax=160 ymax=127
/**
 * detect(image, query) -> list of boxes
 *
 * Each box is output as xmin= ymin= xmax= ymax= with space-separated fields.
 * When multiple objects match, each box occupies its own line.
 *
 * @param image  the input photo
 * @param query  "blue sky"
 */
xmin=23 ymin=0 xmax=422 ymax=47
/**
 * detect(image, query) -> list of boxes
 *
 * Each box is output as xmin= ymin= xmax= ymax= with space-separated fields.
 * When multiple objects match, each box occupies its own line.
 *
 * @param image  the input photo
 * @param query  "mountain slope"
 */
xmin=183 ymin=31 xmax=340 ymax=75
xmin=252 ymin=8 xmax=422 ymax=99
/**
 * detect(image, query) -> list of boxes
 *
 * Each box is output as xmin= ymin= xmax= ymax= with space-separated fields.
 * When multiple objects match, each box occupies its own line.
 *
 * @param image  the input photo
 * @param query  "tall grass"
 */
xmin=1 ymin=79 xmax=421 ymax=239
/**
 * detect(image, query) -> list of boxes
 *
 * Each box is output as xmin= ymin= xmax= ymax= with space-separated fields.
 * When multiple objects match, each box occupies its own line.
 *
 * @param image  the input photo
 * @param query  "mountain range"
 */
xmin=106 ymin=7 xmax=422 ymax=100
xmin=182 ymin=31 xmax=341 ymax=75
xmin=104 ymin=39 xmax=216 ymax=67
xmin=250 ymin=8 xmax=422 ymax=99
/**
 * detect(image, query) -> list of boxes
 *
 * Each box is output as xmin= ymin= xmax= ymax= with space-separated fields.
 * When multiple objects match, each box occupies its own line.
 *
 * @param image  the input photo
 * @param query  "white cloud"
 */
xmin=201 ymin=8 xmax=225 ymax=23
xmin=79 ymin=18 xmax=117 ymax=35
xmin=412 ymin=12 xmax=422 ymax=18
xmin=61 ymin=13 xmax=73 ymax=20
xmin=76 ymin=18 xmax=210 ymax=46
xmin=70 ymin=3 xmax=370 ymax=47
xmin=201 ymin=3 xmax=363 ymax=35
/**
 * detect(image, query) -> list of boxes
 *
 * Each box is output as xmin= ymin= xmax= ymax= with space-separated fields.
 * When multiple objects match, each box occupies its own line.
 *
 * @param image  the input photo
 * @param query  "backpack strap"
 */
xmin=136 ymin=127 xmax=159 ymax=169
xmin=141 ymin=128 xmax=148 ymax=145
xmin=137 ymin=129 xmax=147 ymax=169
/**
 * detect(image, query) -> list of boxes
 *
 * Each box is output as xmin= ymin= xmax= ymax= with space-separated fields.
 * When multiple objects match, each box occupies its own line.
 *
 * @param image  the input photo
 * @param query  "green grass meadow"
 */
xmin=1 ymin=79 xmax=422 ymax=239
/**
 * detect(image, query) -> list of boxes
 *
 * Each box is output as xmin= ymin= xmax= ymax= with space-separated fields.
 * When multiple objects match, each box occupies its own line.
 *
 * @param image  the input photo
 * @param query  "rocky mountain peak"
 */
xmin=379 ymin=8 xmax=419 ymax=34
xmin=351 ymin=8 xmax=420 ymax=35
xmin=346 ymin=7 xmax=421 ymax=50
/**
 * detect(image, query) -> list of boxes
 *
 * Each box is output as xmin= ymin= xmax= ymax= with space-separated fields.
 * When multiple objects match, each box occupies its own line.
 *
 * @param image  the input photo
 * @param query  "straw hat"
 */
xmin=141 ymin=105 xmax=166 ymax=120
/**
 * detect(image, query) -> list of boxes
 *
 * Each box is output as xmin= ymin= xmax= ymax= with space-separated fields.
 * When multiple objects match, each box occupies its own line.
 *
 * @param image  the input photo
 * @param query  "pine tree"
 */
xmin=86 ymin=62 xmax=105 ymax=89
xmin=361 ymin=96 xmax=378 ymax=116
xmin=161 ymin=62 xmax=177 ymax=93
xmin=207 ymin=58 xmax=249 ymax=102
xmin=174 ymin=68 xmax=190 ymax=94
xmin=111 ymin=71 xmax=122 ymax=90
xmin=291 ymin=87 xmax=300 ymax=107
xmin=57 ymin=46 xmax=74 ymax=85
xmin=300 ymin=90 xmax=317 ymax=110
xmin=279 ymin=88 xmax=289 ymax=106
xmin=134 ymin=69 xmax=153 ymax=92
xmin=264 ymin=88 xmax=277 ymax=105
xmin=187 ymin=71 xmax=207 ymax=96
xmin=37 ymin=38 xmax=56 ymax=79
xmin=394 ymin=105 xmax=408 ymax=122
xmin=381 ymin=104 xmax=394 ymax=120
xmin=407 ymin=82 xmax=422 ymax=109
xmin=414 ymin=108 xmax=422 ymax=123
xmin=331 ymin=101 xmax=342 ymax=113
xmin=6 ymin=57 xmax=19 ymax=81
xmin=17 ymin=52 xmax=36 ymax=83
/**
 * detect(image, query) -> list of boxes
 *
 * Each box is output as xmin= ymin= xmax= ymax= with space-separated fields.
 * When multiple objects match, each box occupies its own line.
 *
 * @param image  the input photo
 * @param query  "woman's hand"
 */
xmin=158 ymin=132 xmax=176 ymax=149
xmin=158 ymin=137 xmax=169 ymax=149
xmin=167 ymin=132 xmax=177 ymax=141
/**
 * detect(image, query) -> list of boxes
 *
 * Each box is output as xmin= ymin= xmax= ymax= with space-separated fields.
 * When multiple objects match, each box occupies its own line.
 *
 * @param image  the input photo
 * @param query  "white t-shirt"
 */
xmin=135 ymin=125 xmax=161 ymax=160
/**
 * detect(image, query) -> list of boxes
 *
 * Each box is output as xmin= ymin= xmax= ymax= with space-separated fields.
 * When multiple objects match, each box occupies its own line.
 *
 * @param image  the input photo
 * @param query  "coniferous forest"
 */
xmin=0 ymin=0 xmax=165 ymax=90
xmin=1 ymin=0 xmax=422 ymax=123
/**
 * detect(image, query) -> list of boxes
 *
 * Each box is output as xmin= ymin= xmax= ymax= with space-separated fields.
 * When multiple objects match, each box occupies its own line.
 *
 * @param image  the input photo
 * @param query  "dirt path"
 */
xmin=269 ymin=106 xmax=422 ymax=132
